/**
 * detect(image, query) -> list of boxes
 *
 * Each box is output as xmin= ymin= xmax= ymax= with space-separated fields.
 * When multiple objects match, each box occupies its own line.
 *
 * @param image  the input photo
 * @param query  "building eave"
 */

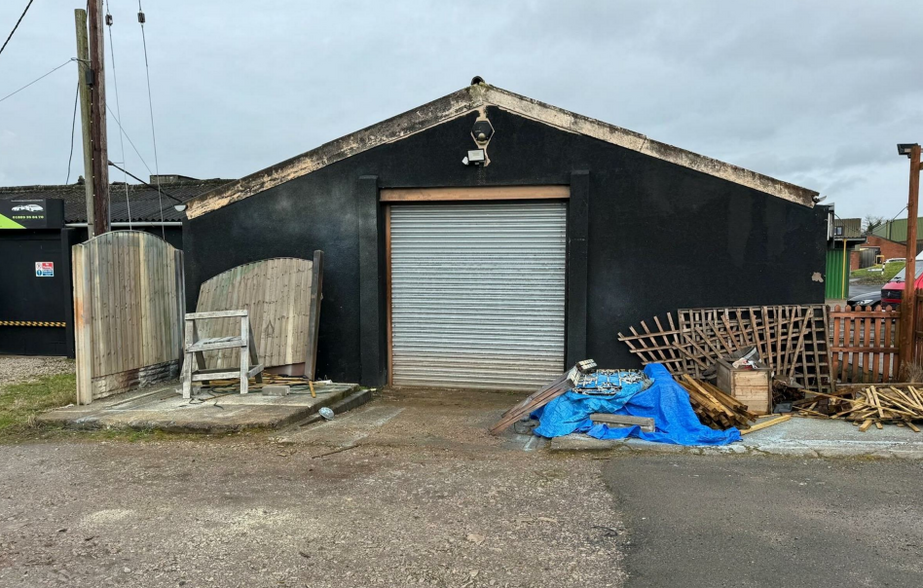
xmin=185 ymin=83 xmax=818 ymax=220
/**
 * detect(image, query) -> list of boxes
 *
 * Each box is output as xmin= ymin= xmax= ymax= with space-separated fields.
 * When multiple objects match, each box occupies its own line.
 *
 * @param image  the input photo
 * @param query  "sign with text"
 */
xmin=35 ymin=262 xmax=54 ymax=278
xmin=0 ymin=199 xmax=64 ymax=229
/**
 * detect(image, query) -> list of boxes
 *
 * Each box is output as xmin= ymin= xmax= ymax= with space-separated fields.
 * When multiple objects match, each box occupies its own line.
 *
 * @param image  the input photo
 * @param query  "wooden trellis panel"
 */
xmin=619 ymin=305 xmax=833 ymax=392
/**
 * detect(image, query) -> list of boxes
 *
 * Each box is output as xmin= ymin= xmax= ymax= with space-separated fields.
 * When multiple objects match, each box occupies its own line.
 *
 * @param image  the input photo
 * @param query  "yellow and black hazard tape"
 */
xmin=0 ymin=320 xmax=66 ymax=328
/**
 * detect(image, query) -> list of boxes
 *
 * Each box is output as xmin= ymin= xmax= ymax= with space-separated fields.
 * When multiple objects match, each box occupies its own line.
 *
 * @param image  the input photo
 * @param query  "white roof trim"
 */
xmin=185 ymin=83 xmax=817 ymax=219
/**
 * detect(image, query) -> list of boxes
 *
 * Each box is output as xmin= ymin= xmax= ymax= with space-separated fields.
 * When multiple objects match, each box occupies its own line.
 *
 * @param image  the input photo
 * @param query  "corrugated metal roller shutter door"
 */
xmin=390 ymin=201 xmax=567 ymax=390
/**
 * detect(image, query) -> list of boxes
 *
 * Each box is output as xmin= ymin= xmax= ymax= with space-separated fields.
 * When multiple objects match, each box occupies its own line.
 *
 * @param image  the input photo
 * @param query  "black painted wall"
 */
xmin=0 ymin=230 xmax=69 ymax=355
xmin=184 ymin=108 xmax=826 ymax=384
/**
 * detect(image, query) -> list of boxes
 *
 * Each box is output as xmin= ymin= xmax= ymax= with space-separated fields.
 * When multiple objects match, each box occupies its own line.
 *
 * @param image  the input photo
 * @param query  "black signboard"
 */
xmin=0 ymin=199 xmax=64 ymax=229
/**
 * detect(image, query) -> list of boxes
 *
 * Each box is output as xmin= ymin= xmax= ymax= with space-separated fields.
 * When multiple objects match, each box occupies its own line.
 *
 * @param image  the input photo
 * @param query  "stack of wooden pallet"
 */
xmin=676 ymin=374 xmax=758 ymax=430
xmin=618 ymin=305 xmax=832 ymax=393
xmin=794 ymin=386 xmax=923 ymax=432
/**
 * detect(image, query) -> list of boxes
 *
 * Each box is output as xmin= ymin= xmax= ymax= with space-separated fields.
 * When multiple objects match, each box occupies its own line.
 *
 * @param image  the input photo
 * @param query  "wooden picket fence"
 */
xmin=828 ymin=304 xmax=900 ymax=384
xmin=72 ymin=231 xmax=185 ymax=404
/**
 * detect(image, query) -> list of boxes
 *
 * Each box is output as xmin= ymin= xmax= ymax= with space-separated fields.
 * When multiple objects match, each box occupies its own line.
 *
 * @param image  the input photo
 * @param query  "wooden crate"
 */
xmin=716 ymin=358 xmax=771 ymax=415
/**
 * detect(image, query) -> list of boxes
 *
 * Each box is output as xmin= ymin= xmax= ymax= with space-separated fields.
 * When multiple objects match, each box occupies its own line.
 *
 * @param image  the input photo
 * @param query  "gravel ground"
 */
xmin=0 ymin=440 xmax=626 ymax=588
xmin=0 ymin=357 xmax=74 ymax=390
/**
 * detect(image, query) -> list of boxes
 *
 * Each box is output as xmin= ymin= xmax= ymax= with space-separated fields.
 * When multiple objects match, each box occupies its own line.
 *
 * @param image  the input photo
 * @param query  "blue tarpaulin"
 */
xmin=532 ymin=363 xmax=741 ymax=446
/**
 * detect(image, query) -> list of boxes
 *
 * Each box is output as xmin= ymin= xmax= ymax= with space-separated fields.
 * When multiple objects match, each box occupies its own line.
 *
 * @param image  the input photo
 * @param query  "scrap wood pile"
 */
xmin=793 ymin=386 xmax=923 ymax=432
xmin=617 ymin=305 xmax=832 ymax=393
xmin=197 ymin=372 xmax=326 ymax=396
xmin=676 ymin=374 xmax=758 ymax=430
xmin=489 ymin=360 xmax=596 ymax=434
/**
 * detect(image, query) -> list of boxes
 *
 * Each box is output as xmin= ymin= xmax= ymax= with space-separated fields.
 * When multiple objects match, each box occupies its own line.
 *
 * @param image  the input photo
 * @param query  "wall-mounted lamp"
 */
xmin=462 ymin=149 xmax=486 ymax=166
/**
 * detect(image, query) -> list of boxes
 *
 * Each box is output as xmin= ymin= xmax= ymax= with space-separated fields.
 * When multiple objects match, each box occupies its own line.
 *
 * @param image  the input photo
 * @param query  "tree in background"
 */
xmin=864 ymin=215 xmax=884 ymax=236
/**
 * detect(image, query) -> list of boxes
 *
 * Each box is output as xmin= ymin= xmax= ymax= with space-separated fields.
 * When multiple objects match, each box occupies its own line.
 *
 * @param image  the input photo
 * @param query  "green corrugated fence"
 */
xmin=825 ymin=248 xmax=848 ymax=299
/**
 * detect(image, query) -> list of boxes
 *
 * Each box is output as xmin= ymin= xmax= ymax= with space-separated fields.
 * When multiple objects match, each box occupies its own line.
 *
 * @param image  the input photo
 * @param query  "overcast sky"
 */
xmin=1 ymin=1 xmax=921 ymax=220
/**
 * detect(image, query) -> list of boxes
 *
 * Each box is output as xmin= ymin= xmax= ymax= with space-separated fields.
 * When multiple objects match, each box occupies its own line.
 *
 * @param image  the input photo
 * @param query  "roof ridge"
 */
xmin=0 ymin=178 xmax=233 ymax=193
xmin=184 ymin=82 xmax=818 ymax=219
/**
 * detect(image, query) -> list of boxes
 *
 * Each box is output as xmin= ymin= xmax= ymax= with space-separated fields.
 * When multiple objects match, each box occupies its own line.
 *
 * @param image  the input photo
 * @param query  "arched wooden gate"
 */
xmin=72 ymin=231 xmax=185 ymax=404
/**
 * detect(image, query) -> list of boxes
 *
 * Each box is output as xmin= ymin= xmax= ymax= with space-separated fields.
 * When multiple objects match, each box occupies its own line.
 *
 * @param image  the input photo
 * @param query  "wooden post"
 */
xmin=74 ymin=9 xmax=96 ymax=238
xmin=305 ymin=250 xmax=324 ymax=380
xmin=239 ymin=314 xmax=250 ymax=395
xmin=87 ymin=0 xmax=109 ymax=235
xmin=900 ymin=143 xmax=922 ymax=369
xmin=841 ymin=234 xmax=848 ymax=298
xmin=72 ymin=245 xmax=93 ymax=404
xmin=182 ymin=317 xmax=194 ymax=399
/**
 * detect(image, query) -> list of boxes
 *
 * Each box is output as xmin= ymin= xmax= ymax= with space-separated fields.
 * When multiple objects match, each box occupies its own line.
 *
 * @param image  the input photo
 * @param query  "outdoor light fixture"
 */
xmin=173 ymin=203 xmax=187 ymax=213
xmin=897 ymin=143 xmax=918 ymax=157
xmin=462 ymin=149 xmax=486 ymax=166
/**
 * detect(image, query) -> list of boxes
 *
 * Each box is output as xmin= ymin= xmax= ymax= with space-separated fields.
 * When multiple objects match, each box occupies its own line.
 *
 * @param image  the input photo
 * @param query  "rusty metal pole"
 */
xmin=87 ymin=0 xmax=109 ymax=236
xmin=900 ymin=143 xmax=921 ymax=370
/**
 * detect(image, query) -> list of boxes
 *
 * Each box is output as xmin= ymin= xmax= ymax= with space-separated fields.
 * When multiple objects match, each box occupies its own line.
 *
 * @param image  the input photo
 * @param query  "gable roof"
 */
xmin=0 ymin=177 xmax=233 ymax=223
xmin=833 ymin=217 xmax=863 ymax=240
xmin=185 ymin=82 xmax=818 ymax=219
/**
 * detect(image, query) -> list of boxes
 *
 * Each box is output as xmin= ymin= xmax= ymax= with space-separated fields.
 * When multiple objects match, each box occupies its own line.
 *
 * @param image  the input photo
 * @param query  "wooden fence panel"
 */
xmin=914 ymin=293 xmax=923 ymax=367
xmin=195 ymin=256 xmax=318 ymax=371
xmin=828 ymin=305 xmax=900 ymax=384
xmin=72 ymin=231 xmax=184 ymax=404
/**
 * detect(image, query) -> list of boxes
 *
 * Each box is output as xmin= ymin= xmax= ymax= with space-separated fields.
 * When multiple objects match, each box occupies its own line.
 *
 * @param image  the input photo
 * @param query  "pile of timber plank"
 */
xmin=618 ymin=305 xmax=832 ymax=393
xmin=677 ymin=374 xmax=758 ymax=430
xmin=772 ymin=379 xmax=806 ymax=405
xmin=489 ymin=360 xmax=596 ymax=435
xmin=794 ymin=386 xmax=923 ymax=432
xmin=200 ymin=372 xmax=317 ymax=392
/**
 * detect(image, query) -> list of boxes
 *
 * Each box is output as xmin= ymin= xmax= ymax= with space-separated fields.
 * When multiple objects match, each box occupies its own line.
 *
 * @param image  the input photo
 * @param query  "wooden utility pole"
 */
xmin=900 ymin=143 xmax=922 ymax=370
xmin=87 ymin=0 xmax=109 ymax=235
xmin=74 ymin=9 xmax=95 ymax=237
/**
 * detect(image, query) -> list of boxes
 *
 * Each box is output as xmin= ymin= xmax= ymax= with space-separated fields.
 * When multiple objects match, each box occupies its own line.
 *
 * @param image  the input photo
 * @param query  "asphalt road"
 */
xmin=603 ymin=455 xmax=923 ymax=588
xmin=849 ymin=281 xmax=881 ymax=299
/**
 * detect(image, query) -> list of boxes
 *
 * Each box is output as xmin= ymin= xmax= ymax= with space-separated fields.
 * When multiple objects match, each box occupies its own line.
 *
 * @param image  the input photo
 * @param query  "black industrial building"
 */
xmin=0 ymin=175 xmax=230 ymax=356
xmin=182 ymin=80 xmax=827 ymax=390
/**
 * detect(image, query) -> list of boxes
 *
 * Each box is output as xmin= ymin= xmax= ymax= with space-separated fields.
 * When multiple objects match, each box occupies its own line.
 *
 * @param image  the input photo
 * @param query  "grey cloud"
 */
xmin=0 ymin=0 xmax=920 ymax=219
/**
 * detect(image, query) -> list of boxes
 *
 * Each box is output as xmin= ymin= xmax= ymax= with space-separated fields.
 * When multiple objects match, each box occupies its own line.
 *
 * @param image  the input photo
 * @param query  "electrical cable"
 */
xmin=137 ymin=1 xmax=166 ymax=240
xmin=106 ymin=0 xmax=132 ymax=229
xmin=0 ymin=59 xmax=74 ymax=104
xmin=105 ymin=103 xmax=154 ymax=176
xmin=0 ymin=0 xmax=35 ymax=58
xmin=66 ymin=82 xmax=79 ymax=184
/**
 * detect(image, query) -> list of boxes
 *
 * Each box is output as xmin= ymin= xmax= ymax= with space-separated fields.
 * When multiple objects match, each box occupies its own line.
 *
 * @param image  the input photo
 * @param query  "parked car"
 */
xmin=11 ymin=203 xmax=42 ymax=212
xmin=881 ymin=264 xmax=923 ymax=307
xmin=847 ymin=291 xmax=882 ymax=309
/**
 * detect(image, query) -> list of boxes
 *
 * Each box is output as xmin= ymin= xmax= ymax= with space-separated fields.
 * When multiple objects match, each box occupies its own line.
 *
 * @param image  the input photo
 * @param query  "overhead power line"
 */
xmin=106 ymin=0 xmax=132 ymax=228
xmin=137 ymin=1 xmax=166 ymax=238
xmin=107 ymin=160 xmax=187 ymax=206
xmin=66 ymin=82 xmax=79 ymax=184
xmin=0 ymin=58 xmax=74 ymax=104
xmin=0 ymin=0 xmax=35 ymax=58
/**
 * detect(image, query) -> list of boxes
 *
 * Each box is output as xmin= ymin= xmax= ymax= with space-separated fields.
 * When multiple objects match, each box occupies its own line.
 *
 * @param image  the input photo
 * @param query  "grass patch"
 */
xmin=851 ymin=261 xmax=905 ymax=284
xmin=0 ymin=373 xmax=76 ymax=440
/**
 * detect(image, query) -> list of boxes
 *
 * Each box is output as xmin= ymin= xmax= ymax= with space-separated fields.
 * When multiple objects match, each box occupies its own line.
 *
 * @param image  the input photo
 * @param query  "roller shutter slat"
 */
xmin=390 ymin=202 xmax=566 ymax=390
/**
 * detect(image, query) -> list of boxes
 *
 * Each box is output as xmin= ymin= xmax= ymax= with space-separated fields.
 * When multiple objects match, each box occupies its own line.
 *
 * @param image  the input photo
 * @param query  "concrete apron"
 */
xmin=550 ymin=417 xmax=923 ymax=459
xmin=37 ymin=381 xmax=366 ymax=433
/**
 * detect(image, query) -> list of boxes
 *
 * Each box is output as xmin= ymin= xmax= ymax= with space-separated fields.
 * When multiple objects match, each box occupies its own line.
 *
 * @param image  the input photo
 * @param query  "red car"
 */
xmin=881 ymin=265 xmax=923 ymax=306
